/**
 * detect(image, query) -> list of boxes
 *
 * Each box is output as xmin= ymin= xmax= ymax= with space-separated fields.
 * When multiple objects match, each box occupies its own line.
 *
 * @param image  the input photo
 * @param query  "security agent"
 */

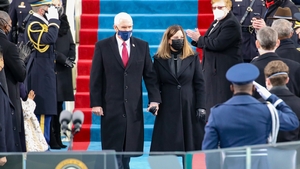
xmin=203 ymin=63 xmax=298 ymax=150
xmin=24 ymin=0 xmax=60 ymax=145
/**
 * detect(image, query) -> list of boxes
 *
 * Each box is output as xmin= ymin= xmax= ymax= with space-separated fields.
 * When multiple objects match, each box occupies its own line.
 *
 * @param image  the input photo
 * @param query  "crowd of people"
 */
xmin=0 ymin=0 xmax=75 ymax=167
xmin=1 ymin=0 xmax=300 ymax=168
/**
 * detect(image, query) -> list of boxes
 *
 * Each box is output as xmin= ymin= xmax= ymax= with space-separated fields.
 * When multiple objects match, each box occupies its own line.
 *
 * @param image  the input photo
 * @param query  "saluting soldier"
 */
xmin=24 ymin=0 xmax=60 ymax=145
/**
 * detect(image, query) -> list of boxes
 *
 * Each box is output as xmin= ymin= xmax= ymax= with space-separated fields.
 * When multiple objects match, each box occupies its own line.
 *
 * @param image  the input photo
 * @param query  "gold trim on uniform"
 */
xmin=40 ymin=114 xmax=45 ymax=134
xmin=27 ymin=21 xmax=50 ymax=53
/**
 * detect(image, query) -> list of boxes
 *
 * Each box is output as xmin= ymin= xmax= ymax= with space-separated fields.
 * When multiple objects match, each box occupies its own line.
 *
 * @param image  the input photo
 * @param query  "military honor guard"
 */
xmin=24 ymin=0 xmax=60 ymax=145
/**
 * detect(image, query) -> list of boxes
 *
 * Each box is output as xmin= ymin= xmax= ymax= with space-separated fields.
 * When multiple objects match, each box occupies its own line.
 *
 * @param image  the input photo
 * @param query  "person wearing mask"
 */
xmin=272 ymin=19 xmax=300 ymax=64
xmin=251 ymin=26 xmax=300 ymax=98
xmin=202 ymin=63 xmax=299 ymax=169
xmin=90 ymin=12 xmax=161 ymax=169
xmin=0 ymin=10 xmax=32 ymax=152
xmin=186 ymin=0 xmax=242 ymax=120
xmin=24 ymin=0 xmax=60 ymax=146
xmin=150 ymin=25 xmax=206 ymax=154
xmin=51 ymin=1 xmax=75 ymax=149
xmin=264 ymin=60 xmax=300 ymax=142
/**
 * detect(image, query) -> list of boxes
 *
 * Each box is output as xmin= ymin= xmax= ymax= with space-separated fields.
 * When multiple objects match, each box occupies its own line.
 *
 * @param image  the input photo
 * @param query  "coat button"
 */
xmin=177 ymin=85 xmax=181 ymax=89
xmin=124 ymin=72 xmax=128 ymax=76
xmin=15 ymin=143 xmax=19 ymax=146
xmin=124 ymin=99 xmax=127 ymax=102
xmin=13 ymin=127 xmax=16 ymax=130
xmin=123 ymin=114 xmax=126 ymax=118
xmin=125 ymin=86 xmax=128 ymax=89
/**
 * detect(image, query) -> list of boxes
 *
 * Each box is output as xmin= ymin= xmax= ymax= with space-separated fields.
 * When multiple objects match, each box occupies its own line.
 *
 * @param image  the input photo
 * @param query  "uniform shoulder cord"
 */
xmin=27 ymin=21 xmax=49 ymax=53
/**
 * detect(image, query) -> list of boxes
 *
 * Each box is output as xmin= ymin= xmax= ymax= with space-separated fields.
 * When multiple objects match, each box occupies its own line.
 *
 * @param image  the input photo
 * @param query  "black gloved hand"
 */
xmin=64 ymin=57 xmax=75 ymax=68
xmin=18 ymin=41 xmax=34 ymax=62
xmin=196 ymin=108 xmax=206 ymax=122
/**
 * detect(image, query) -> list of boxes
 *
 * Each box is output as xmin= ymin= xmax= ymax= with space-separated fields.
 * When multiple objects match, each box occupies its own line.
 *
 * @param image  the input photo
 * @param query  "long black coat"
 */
xmin=24 ymin=15 xmax=60 ymax=115
xmin=0 ymin=32 xmax=26 ymax=131
xmin=150 ymin=54 xmax=206 ymax=152
xmin=269 ymin=86 xmax=300 ymax=142
xmin=251 ymin=52 xmax=300 ymax=98
xmin=275 ymin=39 xmax=300 ymax=64
xmin=55 ymin=15 xmax=75 ymax=102
xmin=90 ymin=35 xmax=161 ymax=152
xmin=192 ymin=11 xmax=243 ymax=119
xmin=0 ymin=83 xmax=22 ymax=152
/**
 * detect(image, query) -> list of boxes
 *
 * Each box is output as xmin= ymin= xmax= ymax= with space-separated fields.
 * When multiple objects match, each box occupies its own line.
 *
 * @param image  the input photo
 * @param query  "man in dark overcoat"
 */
xmin=0 ymin=47 xmax=23 ymax=168
xmin=271 ymin=19 xmax=300 ymax=64
xmin=24 ymin=0 xmax=60 ymax=144
xmin=251 ymin=27 xmax=300 ymax=98
xmin=0 ymin=10 xmax=27 ymax=151
xmin=90 ymin=12 xmax=161 ymax=169
xmin=264 ymin=60 xmax=300 ymax=142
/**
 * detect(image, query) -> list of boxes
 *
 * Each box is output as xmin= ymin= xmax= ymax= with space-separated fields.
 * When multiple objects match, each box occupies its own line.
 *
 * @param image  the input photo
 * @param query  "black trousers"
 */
xmin=116 ymin=155 xmax=130 ymax=169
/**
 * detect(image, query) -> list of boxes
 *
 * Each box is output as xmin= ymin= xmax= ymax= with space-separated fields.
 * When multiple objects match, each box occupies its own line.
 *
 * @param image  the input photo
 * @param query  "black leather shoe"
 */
xmin=50 ymin=144 xmax=61 ymax=149
xmin=59 ymin=143 xmax=67 ymax=148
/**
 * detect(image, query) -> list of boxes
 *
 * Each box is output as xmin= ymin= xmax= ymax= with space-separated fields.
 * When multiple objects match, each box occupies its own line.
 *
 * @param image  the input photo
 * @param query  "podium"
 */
xmin=26 ymin=150 xmax=118 ymax=169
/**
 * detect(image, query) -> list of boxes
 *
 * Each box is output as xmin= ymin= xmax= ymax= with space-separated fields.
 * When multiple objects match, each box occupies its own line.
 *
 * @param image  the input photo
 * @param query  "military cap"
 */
xmin=0 ymin=0 xmax=9 ymax=7
xmin=28 ymin=0 xmax=52 ymax=7
xmin=226 ymin=63 xmax=259 ymax=85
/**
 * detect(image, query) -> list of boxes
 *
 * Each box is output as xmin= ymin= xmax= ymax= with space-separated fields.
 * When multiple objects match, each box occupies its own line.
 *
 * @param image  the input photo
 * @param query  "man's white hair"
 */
xmin=114 ymin=12 xmax=133 ymax=26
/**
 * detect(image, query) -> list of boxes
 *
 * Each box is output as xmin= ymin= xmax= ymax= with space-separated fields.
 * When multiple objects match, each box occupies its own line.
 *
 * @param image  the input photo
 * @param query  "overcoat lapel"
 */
xmin=109 ymin=36 xmax=125 ymax=68
xmin=177 ymin=56 xmax=194 ymax=77
xmin=126 ymin=37 xmax=137 ymax=69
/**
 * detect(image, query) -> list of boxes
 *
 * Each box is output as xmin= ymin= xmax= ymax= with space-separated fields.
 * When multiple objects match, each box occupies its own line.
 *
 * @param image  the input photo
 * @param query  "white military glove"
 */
xmin=253 ymin=81 xmax=272 ymax=100
xmin=45 ymin=6 xmax=59 ymax=20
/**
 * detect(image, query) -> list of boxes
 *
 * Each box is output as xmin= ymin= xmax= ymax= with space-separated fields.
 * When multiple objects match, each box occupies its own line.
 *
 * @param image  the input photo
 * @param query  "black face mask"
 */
xmin=171 ymin=39 xmax=184 ymax=51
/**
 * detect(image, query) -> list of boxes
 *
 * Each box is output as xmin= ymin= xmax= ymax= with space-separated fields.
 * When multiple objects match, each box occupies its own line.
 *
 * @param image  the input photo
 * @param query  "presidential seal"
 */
xmin=55 ymin=158 xmax=88 ymax=169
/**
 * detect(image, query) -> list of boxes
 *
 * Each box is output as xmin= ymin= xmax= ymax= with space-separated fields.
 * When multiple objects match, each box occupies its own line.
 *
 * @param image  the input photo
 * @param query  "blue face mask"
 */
xmin=118 ymin=30 xmax=132 ymax=41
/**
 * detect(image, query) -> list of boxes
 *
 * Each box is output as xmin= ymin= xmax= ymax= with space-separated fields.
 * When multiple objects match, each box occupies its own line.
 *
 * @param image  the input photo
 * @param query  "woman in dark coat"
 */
xmin=186 ymin=0 xmax=243 ymax=119
xmin=150 ymin=25 xmax=206 ymax=152
xmin=50 ymin=9 xmax=75 ymax=149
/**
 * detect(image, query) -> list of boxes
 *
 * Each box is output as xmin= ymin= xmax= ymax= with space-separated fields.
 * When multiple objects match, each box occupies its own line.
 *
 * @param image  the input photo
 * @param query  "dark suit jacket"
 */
xmin=270 ymin=86 xmax=300 ymax=142
xmin=90 ymin=35 xmax=161 ymax=152
xmin=251 ymin=52 xmax=300 ymax=98
xmin=275 ymin=38 xmax=300 ymax=64
xmin=0 ymin=32 xmax=26 ymax=131
xmin=191 ymin=11 xmax=243 ymax=119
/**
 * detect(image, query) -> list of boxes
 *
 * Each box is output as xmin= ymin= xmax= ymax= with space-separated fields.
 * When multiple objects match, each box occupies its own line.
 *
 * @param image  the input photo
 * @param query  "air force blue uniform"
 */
xmin=202 ymin=63 xmax=299 ymax=169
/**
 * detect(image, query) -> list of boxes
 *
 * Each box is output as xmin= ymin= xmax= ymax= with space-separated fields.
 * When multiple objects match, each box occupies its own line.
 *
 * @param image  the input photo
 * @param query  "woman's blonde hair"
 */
xmin=156 ymin=25 xmax=194 ymax=59
xmin=211 ymin=0 xmax=232 ymax=10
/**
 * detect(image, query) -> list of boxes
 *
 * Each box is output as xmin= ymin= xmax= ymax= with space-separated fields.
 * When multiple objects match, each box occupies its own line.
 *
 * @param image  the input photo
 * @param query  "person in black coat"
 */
xmin=0 ymin=10 xmax=28 ymax=152
xmin=90 ymin=12 xmax=161 ymax=169
xmin=251 ymin=27 xmax=300 ymax=98
xmin=50 ymin=6 xmax=75 ymax=149
xmin=8 ymin=0 xmax=31 ymax=44
xmin=24 ymin=0 xmax=60 ymax=145
xmin=186 ymin=0 xmax=242 ymax=120
xmin=150 ymin=25 xmax=206 ymax=153
xmin=0 ymin=47 xmax=22 ymax=165
xmin=271 ymin=19 xmax=300 ymax=64
xmin=264 ymin=60 xmax=300 ymax=142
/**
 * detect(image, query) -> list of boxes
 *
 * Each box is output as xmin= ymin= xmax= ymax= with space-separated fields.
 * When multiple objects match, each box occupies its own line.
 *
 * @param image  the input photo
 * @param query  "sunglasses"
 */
xmin=212 ymin=6 xmax=225 ymax=10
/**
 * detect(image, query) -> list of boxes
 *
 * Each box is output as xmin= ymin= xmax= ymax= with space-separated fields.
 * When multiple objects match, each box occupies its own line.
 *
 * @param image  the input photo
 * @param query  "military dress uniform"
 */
xmin=24 ymin=0 xmax=60 ymax=144
xmin=9 ymin=0 xmax=31 ymax=44
xmin=203 ymin=63 xmax=299 ymax=169
xmin=231 ymin=0 xmax=266 ymax=62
